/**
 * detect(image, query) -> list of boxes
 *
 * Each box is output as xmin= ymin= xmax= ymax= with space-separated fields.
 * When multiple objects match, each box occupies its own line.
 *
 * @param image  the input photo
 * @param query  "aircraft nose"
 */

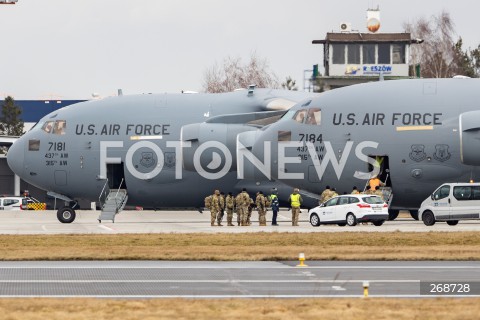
xmin=7 ymin=138 xmax=25 ymax=176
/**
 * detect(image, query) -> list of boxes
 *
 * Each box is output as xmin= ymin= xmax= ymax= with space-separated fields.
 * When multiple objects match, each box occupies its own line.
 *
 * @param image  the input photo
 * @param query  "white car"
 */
xmin=0 ymin=197 xmax=28 ymax=211
xmin=309 ymin=194 xmax=389 ymax=227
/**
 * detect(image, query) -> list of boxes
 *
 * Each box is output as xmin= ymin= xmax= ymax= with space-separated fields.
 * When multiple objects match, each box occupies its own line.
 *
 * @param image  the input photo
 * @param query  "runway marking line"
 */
xmin=99 ymin=225 xmax=116 ymax=232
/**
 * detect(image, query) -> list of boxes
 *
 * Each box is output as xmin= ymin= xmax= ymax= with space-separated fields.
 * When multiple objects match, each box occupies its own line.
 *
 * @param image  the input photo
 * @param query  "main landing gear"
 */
xmin=56 ymin=201 xmax=79 ymax=223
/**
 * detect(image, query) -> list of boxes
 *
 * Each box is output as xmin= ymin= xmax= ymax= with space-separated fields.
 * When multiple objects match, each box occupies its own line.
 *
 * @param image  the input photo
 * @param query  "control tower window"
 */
xmin=392 ymin=44 xmax=405 ymax=64
xmin=42 ymin=121 xmax=55 ymax=133
xmin=347 ymin=44 xmax=360 ymax=64
xmin=293 ymin=109 xmax=307 ymax=123
xmin=53 ymin=120 xmax=66 ymax=135
xmin=332 ymin=44 xmax=345 ymax=64
xmin=306 ymin=108 xmax=321 ymax=125
xmin=378 ymin=43 xmax=391 ymax=64
xmin=362 ymin=44 xmax=375 ymax=64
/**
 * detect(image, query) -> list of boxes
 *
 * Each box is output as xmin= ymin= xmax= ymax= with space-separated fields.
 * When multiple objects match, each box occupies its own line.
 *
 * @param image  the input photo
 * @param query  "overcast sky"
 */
xmin=0 ymin=0 xmax=476 ymax=99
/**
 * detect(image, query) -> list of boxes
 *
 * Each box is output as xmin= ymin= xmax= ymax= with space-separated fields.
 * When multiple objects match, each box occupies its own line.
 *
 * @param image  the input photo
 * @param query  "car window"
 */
xmin=473 ymin=187 xmax=480 ymax=200
xmin=324 ymin=198 xmax=338 ymax=207
xmin=453 ymin=186 xmax=472 ymax=201
xmin=362 ymin=196 xmax=384 ymax=204
xmin=349 ymin=197 xmax=360 ymax=204
xmin=433 ymin=185 xmax=450 ymax=200
xmin=3 ymin=199 xmax=19 ymax=206
xmin=338 ymin=197 xmax=349 ymax=205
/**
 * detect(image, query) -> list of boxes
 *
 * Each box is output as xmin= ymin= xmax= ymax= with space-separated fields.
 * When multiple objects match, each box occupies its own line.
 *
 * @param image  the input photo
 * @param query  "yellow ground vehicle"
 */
xmin=21 ymin=197 xmax=47 ymax=210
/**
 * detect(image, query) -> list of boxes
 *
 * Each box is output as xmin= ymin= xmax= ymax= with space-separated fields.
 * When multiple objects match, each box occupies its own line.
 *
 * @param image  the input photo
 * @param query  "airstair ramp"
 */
xmin=98 ymin=179 xmax=128 ymax=223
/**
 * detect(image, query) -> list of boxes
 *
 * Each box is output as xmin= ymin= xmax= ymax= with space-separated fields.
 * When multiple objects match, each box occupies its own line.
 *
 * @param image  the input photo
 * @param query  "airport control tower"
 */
xmin=310 ymin=8 xmax=423 ymax=91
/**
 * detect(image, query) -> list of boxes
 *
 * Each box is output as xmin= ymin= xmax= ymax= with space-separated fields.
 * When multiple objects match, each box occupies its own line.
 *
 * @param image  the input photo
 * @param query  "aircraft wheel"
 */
xmin=372 ymin=220 xmax=385 ymax=226
xmin=346 ymin=213 xmax=357 ymax=226
xmin=337 ymin=223 xmax=346 ymax=227
xmin=388 ymin=209 xmax=399 ymax=221
xmin=447 ymin=220 xmax=459 ymax=226
xmin=422 ymin=210 xmax=435 ymax=226
xmin=410 ymin=210 xmax=419 ymax=220
xmin=57 ymin=207 xmax=76 ymax=223
xmin=310 ymin=213 xmax=320 ymax=227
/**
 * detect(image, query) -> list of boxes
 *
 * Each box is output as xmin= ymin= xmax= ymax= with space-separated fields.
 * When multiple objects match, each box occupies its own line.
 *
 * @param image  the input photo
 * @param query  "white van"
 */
xmin=418 ymin=183 xmax=480 ymax=226
xmin=0 ymin=197 xmax=27 ymax=211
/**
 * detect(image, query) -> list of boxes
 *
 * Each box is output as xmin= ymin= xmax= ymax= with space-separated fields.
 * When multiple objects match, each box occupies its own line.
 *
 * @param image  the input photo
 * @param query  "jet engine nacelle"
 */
xmin=460 ymin=111 xmax=480 ymax=166
xmin=181 ymin=122 xmax=257 ymax=172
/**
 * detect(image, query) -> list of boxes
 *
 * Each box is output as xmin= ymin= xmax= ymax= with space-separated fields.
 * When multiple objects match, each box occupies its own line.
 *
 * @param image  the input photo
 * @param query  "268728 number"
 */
xmin=420 ymin=282 xmax=477 ymax=295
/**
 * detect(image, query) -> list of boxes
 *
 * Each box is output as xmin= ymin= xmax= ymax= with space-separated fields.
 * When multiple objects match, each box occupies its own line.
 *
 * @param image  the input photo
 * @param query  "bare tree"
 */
xmin=203 ymin=53 xmax=279 ymax=93
xmin=281 ymin=76 xmax=298 ymax=91
xmin=404 ymin=11 xmax=457 ymax=78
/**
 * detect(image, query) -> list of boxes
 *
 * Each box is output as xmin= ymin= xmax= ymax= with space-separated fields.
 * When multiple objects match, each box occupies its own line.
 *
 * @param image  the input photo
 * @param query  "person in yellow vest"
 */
xmin=289 ymin=188 xmax=303 ymax=226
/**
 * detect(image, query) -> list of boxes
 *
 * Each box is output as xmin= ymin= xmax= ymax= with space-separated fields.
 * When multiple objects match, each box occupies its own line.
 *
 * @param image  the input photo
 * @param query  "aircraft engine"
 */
xmin=180 ymin=111 xmax=284 ymax=174
xmin=460 ymin=111 xmax=480 ymax=165
xmin=181 ymin=122 xmax=257 ymax=172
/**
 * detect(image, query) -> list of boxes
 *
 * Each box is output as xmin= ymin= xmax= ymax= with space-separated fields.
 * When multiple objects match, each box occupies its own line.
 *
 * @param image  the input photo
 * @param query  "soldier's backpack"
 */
xmin=204 ymin=195 xmax=212 ymax=208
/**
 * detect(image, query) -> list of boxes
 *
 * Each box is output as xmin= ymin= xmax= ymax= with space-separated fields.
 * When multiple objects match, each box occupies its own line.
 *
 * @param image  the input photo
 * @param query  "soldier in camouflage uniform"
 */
xmin=374 ymin=186 xmax=384 ymax=201
xmin=225 ymin=192 xmax=235 ymax=226
xmin=204 ymin=193 xmax=214 ymax=226
xmin=216 ymin=191 xmax=226 ymax=226
xmin=247 ymin=197 xmax=254 ymax=226
xmin=331 ymin=187 xmax=339 ymax=198
xmin=256 ymin=191 xmax=267 ymax=226
xmin=236 ymin=188 xmax=251 ymax=226
xmin=364 ymin=186 xmax=373 ymax=195
xmin=319 ymin=185 xmax=334 ymax=204
xmin=210 ymin=190 xmax=222 ymax=226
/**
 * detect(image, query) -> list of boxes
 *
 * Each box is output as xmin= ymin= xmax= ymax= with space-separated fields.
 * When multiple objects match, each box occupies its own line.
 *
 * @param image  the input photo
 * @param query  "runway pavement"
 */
xmin=0 ymin=261 xmax=479 ymax=298
xmin=0 ymin=209 xmax=480 ymax=234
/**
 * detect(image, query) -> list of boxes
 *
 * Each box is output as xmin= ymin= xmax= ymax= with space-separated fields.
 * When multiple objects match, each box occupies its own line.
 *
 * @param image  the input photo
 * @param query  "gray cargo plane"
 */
xmin=7 ymin=88 xmax=317 ymax=223
xmin=244 ymin=78 xmax=480 ymax=220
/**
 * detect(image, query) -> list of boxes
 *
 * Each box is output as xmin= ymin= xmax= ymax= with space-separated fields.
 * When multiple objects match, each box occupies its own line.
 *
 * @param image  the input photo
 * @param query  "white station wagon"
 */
xmin=309 ymin=194 xmax=389 ymax=227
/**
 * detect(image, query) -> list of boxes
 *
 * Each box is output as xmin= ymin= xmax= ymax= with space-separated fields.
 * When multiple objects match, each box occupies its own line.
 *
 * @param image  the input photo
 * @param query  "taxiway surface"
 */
xmin=0 ymin=210 xmax=479 ymax=234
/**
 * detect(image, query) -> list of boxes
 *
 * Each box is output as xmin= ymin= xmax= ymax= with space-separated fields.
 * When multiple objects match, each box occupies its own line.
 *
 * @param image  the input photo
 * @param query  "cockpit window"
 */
xmin=42 ymin=120 xmax=66 ymax=135
xmin=42 ymin=121 xmax=54 ymax=133
xmin=293 ymin=109 xmax=307 ymax=123
xmin=53 ymin=120 xmax=66 ymax=135
xmin=305 ymin=108 xmax=321 ymax=125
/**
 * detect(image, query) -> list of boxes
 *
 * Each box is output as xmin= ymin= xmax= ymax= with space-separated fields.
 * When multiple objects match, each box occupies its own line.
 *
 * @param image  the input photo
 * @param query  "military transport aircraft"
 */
xmin=7 ymin=88 xmax=317 ymax=223
xmin=244 ymin=78 xmax=480 ymax=220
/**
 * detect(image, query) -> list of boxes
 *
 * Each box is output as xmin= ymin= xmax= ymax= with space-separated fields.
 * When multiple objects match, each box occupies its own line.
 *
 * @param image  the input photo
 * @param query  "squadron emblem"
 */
xmin=140 ymin=152 xmax=156 ymax=168
xmin=433 ymin=144 xmax=451 ymax=162
xmin=164 ymin=152 xmax=176 ymax=168
xmin=409 ymin=144 xmax=426 ymax=162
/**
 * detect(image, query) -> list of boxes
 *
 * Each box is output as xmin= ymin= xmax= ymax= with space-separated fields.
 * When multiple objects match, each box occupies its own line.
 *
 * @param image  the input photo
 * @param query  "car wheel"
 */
xmin=56 ymin=207 xmax=76 ymax=224
xmin=447 ymin=220 xmax=459 ymax=226
xmin=410 ymin=210 xmax=419 ymax=220
xmin=346 ymin=213 xmax=357 ymax=226
xmin=372 ymin=220 xmax=385 ymax=226
xmin=422 ymin=210 xmax=435 ymax=226
xmin=310 ymin=213 xmax=320 ymax=227
xmin=337 ymin=223 xmax=346 ymax=227
xmin=388 ymin=209 xmax=399 ymax=221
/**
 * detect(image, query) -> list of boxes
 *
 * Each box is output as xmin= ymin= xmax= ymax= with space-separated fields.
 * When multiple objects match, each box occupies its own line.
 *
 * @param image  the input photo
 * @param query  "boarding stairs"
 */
xmin=98 ymin=179 xmax=128 ymax=223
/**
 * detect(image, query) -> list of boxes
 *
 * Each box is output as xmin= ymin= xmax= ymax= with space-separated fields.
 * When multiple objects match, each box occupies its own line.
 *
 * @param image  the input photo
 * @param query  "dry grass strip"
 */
xmin=0 ymin=298 xmax=479 ymax=320
xmin=0 ymin=232 xmax=479 ymax=260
